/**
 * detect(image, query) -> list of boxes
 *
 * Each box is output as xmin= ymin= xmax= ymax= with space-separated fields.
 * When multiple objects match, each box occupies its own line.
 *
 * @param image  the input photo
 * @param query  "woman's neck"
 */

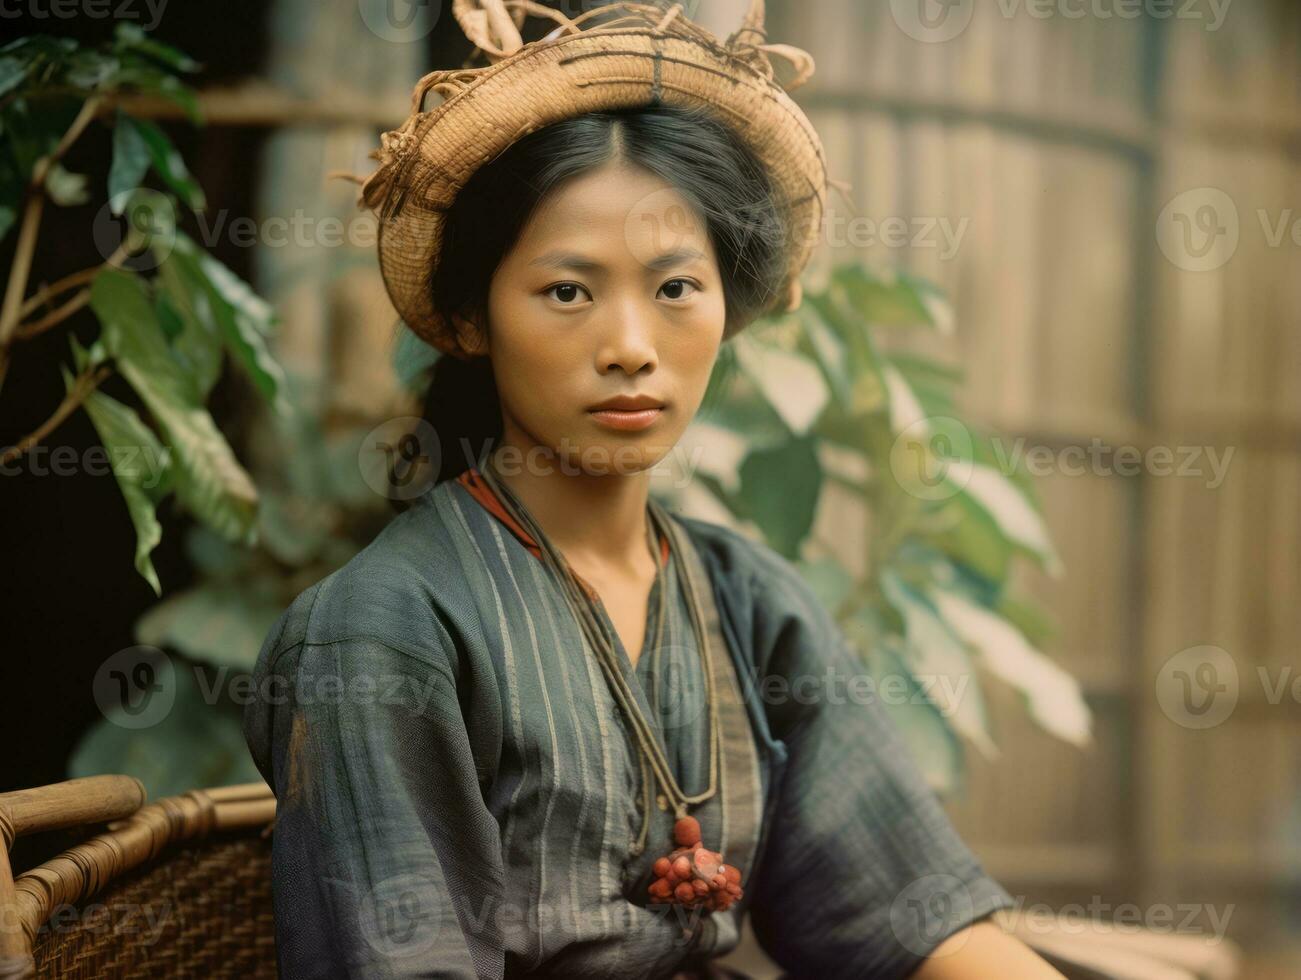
xmin=485 ymin=442 xmax=655 ymax=576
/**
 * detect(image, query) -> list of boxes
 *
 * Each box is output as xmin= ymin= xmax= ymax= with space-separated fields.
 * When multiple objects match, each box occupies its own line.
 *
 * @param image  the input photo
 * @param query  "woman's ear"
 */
xmin=450 ymin=311 xmax=490 ymax=358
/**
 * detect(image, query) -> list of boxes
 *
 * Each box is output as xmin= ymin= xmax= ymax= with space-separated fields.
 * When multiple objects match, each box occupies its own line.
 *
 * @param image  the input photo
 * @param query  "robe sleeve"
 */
xmin=242 ymin=608 xmax=505 ymax=980
xmin=742 ymin=554 xmax=1014 ymax=979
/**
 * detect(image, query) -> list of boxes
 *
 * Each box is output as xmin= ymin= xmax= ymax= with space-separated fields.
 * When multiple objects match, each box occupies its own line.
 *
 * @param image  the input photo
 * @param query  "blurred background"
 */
xmin=1 ymin=0 xmax=1297 ymax=977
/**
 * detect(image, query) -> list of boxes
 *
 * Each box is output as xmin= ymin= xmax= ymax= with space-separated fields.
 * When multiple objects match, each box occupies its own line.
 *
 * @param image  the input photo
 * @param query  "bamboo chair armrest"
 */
xmin=0 ymin=777 xmax=145 ymax=850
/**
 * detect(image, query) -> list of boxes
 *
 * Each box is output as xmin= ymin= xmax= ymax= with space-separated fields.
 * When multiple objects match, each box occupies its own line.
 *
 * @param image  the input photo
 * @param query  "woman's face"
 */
xmin=461 ymin=161 xmax=727 ymax=477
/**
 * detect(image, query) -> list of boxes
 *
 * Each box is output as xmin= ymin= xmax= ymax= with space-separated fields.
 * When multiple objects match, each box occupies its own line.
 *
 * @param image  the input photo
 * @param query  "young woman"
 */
xmin=242 ymin=0 xmax=1069 ymax=974
xmin=243 ymin=99 xmax=1062 ymax=979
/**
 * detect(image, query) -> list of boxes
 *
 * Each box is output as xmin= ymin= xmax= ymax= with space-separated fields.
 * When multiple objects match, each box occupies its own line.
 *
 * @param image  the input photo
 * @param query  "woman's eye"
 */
xmin=544 ymin=283 xmax=591 ymax=304
xmin=658 ymin=278 xmax=698 ymax=301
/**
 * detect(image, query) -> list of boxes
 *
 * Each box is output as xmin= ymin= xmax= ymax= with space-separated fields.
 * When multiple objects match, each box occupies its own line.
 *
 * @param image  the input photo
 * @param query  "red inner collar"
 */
xmin=455 ymin=468 xmax=670 ymax=601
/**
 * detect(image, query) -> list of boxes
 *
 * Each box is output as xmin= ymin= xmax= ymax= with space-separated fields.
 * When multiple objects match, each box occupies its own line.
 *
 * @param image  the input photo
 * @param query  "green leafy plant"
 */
xmin=687 ymin=263 xmax=1091 ymax=790
xmin=0 ymin=26 xmax=286 ymax=594
xmin=73 ymin=402 xmax=399 ymax=797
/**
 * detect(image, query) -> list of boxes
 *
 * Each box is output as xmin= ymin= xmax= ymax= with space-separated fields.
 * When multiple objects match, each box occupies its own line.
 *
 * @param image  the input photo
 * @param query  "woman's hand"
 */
xmin=912 ymin=921 xmax=1066 ymax=979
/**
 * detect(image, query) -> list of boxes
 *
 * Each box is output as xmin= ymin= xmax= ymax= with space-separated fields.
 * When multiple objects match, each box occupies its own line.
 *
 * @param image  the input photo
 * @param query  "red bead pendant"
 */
xmin=646 ymin=816 xmax=743 ymax=913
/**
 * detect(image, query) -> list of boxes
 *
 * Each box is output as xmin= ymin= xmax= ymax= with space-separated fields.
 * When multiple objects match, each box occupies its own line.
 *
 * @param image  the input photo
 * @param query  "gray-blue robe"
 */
xmin=242 ymin=473 xmax=1011 ymax=979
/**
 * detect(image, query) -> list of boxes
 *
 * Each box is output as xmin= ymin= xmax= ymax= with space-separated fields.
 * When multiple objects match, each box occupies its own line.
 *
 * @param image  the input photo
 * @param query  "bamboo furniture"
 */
xmin=0 ymin=776 xmax=275 ymax=979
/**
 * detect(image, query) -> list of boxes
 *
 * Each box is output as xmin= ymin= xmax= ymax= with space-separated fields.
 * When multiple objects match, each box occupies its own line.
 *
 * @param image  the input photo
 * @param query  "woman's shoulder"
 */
xmin=254 ymin=479 xmax=479 ymax=673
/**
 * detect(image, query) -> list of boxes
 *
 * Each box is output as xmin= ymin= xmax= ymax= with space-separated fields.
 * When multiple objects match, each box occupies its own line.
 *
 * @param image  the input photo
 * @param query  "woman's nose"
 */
xmin=596 ymin=299 xmax=659 ymax=376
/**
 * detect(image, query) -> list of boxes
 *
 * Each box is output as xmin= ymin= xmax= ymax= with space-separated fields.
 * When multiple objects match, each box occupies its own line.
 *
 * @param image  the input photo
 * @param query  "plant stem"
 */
xmin=17 ymin=264 xmax=101 ymax=320
xmin=14 ymin=238 xmax=134 ymax=342
xmin=0 ymin=193 xmax=46 ymax=391
xmin=1 ymin=364 xmax=113 ymax=466
xmin=16 ymin=290 xmax=91 ymax=340
xmin=0 ymin=96 xmax=103 ymax=392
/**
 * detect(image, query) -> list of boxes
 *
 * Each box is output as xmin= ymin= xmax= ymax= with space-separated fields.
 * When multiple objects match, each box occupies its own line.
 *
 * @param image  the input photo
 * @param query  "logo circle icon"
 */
xmin=623 ymin=186 xmax=714 ymax=274
xmin=889 ymin=0 xmax=975 ymax=44
xmin=92 ymin=189 xmax=177 ymax=272
xmin=889 ymin=873 xmax=975 ymax=957
xmin=889 ymin=415 xmax=975 ymax=501
xmin=358 ymin=416 xmax=442 ymax=501
xmin=358 ymin=872 xmax=444 ymax=961
xmin=1156 ymin=645 xmax=1239 ymax=730
xmin=651 ymin=649 xmax=708 ymax=733
xmin=92 ymin=646 xmax=177 ymax=730
xmin=358 ymin=0 xmax=442 ymax=43
xmin=1156 ymin=187 xmax=1240 ymax=272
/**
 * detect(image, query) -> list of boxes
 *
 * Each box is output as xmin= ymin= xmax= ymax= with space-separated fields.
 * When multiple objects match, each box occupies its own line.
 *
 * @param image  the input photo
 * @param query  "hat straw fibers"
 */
xmin=355 ymin=0 xmax=829 ymax=357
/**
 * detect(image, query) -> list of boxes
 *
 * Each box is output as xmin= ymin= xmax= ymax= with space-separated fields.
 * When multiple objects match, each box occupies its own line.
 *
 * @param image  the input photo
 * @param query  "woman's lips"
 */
xmin=587 ymin=407 xmax=664 ymax=431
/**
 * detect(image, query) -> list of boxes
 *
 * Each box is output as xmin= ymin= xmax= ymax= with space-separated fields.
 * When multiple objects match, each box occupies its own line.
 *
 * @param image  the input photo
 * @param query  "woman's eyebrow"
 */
xmin=528 ymin=247 xmax=706 ymax=272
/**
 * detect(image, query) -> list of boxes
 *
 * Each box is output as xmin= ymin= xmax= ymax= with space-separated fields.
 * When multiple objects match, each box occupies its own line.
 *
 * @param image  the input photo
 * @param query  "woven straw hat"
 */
xmin=356 ymin=0 xmax=829 ymax=358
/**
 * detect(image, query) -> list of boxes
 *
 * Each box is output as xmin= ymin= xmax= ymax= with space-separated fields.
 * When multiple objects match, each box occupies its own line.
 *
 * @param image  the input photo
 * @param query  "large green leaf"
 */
xmin=959 ymin=464 xmax=1062 ymax=575
xmin=119 ymin=115 xmax=205 ymax=210
xmin=695 ymin=367 xmax=790 ymax=451
xmin=882 ymin=363 xmax=929 ymax=435
xmin=91 ymin=267 xmax=258 ymax=544
xmin=806 ymin=291 xmax=886 ymax=416
xmin=927 ymin=491 xmax=1014 ymax=587
xmin=994 ymin=594 xmax=1058 ymax=650
xmin=880 ymin=571 xmax=996 ymax=758
xmin=930 ymin=586 xmax=1092 ymax=747
xmin=61 ymin=353 xmax=170 ymax=596
xmin=107 ymin=109 xmax=151 ymax=209
xmin=154 ymin=252 xmax=224 ymax=400
xmin=737 ymin=435 xmax=822 ymax=559
xmin=732 ymin=334 xmax=828 ymax=436
xmin=0 ymin=54 xmax=32 ymax=98
xmin=2 ymin=28 xmax=200 ymax=124
xmin=795 ymin=305 xmax=851 ymax=406
xmin=171 ymin=233 xmax=287 ymax=415
xmin=112 ymin=24 xmax=201 ymax=74
xmin=64 ymin=49 xmax=119 ymax=89
xmin=3 ymin=94 xmax=80 ymax=181
xmin=832 ymin=264 xmax=954 ymax=335
xmin=890 ymin=352 xmax=962 ymax=417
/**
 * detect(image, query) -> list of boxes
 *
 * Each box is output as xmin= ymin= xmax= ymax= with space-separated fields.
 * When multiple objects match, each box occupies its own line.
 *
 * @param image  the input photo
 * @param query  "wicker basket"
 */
xmin=0 ymin=776 xmax=276 ymax=979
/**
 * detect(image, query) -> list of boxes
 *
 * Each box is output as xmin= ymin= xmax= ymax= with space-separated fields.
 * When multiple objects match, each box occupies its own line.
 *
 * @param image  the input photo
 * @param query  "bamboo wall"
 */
xmin=773 ymin=0 xmax=1301 ymax=960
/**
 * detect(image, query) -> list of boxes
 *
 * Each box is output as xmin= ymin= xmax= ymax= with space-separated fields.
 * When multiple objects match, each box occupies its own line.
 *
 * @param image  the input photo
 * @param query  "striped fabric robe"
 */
xmin=242 ymin=469 xmax=1012 ymax=979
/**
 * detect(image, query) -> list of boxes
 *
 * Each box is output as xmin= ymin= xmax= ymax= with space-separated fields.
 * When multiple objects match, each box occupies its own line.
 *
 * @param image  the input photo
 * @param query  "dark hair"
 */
xmin=416 ymin=101 xmax=789 ymax=484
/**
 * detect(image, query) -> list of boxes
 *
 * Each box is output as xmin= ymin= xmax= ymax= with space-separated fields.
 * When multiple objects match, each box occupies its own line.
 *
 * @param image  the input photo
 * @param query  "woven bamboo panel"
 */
xmin=29 ymin=837 xmax=275 ymax=980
